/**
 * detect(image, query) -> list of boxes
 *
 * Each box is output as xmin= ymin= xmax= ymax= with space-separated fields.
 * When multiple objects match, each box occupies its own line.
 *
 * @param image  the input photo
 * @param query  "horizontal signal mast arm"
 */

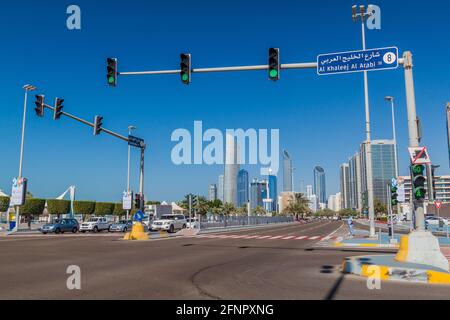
xmin=42 ymin=104 xmax=129 ymax=143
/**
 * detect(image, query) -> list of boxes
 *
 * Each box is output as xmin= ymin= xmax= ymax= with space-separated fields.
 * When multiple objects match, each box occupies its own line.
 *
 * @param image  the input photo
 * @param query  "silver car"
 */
xmin=109 ymin=220 xmax=133 ymax=233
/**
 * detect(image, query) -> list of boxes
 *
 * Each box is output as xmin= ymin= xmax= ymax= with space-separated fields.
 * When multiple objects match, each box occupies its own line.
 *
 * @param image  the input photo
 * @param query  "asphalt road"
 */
xmin=0 ymin=221 xmax=449 ymax=300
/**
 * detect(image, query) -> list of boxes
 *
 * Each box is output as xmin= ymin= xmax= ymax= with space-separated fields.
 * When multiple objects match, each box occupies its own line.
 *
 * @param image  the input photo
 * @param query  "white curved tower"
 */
xmin=224 ymin=133 xmax=240 ymax=206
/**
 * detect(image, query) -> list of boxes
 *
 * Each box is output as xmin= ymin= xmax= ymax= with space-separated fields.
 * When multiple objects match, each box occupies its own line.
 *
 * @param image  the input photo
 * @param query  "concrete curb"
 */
xmin=335 ymin=242 xmax=399 ymax=249
xmin=342 ymin=254 xmax=450 ymax=285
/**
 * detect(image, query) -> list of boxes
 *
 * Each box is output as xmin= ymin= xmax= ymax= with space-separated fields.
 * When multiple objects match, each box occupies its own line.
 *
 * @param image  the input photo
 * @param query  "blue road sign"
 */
xmin=317 ymin=47 xmax=399 ymax=75
xmin=128 ymin=135 xmax=145 ymax=148
xmin=391 ymin=178 xmax=398 ymax=188
xmin=133 ymin=210 xmax=144 ymax=222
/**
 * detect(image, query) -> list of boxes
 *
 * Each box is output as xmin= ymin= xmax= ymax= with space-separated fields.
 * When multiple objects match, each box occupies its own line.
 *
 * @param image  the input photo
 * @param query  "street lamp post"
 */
xmin=352 ymin=4 xmax=376 ymax=237
xmin=15 ymin=84 xmax=37 ymax=231
xmin=385 ymin=96 xmax=401 ymax=219
xmin=126 ymin=125 xmax=136 ymax=220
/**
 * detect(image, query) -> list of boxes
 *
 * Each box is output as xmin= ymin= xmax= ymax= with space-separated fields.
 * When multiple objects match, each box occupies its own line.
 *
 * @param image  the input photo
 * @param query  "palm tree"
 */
xmin=252 ymin=206 xmax=266 ymax=216
xmin=222 ymin=203 xmax=236 ymax=215
xmin=283 ymin=193 xmax=310 ymax=218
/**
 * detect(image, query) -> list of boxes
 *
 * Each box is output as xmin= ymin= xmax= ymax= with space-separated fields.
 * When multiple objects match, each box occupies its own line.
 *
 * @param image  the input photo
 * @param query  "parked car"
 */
xmin=425 ymin=216 xmax=449 ymax=227
xmin=40 ymin=218 xmax=79 ymax=234
xmin=151 ymin=214 xmax=187 ymax=233
xmin=79 ymin=217 xmax=110 ymax=233
xmin=186 ymin=217 xmax=200 ymax=229
xmin=109 ymin=220 xmax=133 ymax=233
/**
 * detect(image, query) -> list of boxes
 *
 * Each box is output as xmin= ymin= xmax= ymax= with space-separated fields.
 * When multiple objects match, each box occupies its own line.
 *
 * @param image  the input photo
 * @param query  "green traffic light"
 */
xmin=414 ymin=189 xmax=426 ymax=199
xmin=412 ymin=165 xmax=424 ymax=174
xmin=108 ymin=76 xmax=115 ymax=84
xmin=269 ymin=69 xmax=278 ymax=78
xmin=181 ymin=73 xmax=189 ymax=82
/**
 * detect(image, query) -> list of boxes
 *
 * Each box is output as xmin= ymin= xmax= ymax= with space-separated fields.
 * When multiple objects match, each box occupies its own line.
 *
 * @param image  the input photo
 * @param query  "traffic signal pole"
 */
xmin=40 ymin=101 xmax=147 ymax=212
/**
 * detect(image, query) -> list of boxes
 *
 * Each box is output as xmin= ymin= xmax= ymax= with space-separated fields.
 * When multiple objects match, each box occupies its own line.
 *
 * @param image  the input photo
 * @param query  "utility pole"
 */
xmin=127 ymin=125 xmax=136 ymax=220
xmin=14 ymin=85 xmax=36 ymax=232
xmin=352 ymin=5 xmax=375 ymax=237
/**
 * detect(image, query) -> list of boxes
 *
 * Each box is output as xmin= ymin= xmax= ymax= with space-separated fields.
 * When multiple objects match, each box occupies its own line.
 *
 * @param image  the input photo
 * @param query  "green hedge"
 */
xmin=73 ymin=201 xmax=96 ymax=218
xmin=20 ymin=198 xmax=46 ymax=216
xmin=94 ymin=202 xmax=115 ymax=216
xmin=47 ymin=199 xmax=70 ymax=217
xmin=113 ymin=203 xmax=126 ymax=216
xmin=0 ymin=196 xmax=10 ymax=212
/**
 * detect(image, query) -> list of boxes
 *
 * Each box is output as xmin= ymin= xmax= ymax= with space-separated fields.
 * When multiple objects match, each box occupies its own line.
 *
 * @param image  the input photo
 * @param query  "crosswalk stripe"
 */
xmin=295 ymin=236 xmax=307 ymax=240
xmin=269 ymin=236 xmax=283 ymax=239
xmin=308 ymin=236 xmax=320 ymax=240
xmin=282 ymin=236 xmax=295 ymax=240
xmin=256 ymin=236 xmax=272 ymax=239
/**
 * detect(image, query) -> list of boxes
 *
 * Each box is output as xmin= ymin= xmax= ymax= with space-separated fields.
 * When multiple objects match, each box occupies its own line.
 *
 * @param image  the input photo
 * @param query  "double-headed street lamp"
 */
xmin=126 ymin=125 xmax=136 ymax=220
xmin=352 ymin=4 xmax=376 ymax=237
xmin=14 ymin=84 xmax=37 ymax=231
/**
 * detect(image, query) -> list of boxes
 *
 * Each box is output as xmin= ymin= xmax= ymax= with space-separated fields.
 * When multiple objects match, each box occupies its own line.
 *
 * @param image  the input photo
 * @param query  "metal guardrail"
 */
xmin=199 ymin=215 xmax=294 ymax=230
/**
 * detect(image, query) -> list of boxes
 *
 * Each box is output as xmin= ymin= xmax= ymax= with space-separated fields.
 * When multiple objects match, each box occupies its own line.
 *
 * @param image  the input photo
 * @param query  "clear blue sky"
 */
xmin=1 ymin=0 xmax=449 ymax=202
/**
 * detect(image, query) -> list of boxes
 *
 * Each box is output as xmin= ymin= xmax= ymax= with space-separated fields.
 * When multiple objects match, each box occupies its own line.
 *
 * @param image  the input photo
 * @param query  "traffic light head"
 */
xmin=135 ymin=193 xmax=141 ymax=209
xmin=34 ymin=95 xmax=45 ymax=117
xmin=268 ymin=48 xmax=280 ymax=81
xmin=93 ymin=115 xmax=103 ymax=135
xmin=411 ymin=164 xmax=426 ymax=200
xmin=53 ymin=98 xmax=64 ymax=120
xmin=180 ymin=53 xmax=191 ymax=85
xmin=107 ymin=58 xmax=118 ymax=87
xmin=390 ymin=185 xmax=398 ymax=206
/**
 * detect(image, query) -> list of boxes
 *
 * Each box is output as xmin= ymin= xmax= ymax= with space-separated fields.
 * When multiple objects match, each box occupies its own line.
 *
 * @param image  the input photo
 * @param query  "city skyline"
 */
xmin=1 ymin=1 xmax=450 ymax=203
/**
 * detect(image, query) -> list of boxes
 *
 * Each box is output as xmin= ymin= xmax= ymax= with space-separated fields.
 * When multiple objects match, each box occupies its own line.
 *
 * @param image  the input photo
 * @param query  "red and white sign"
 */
xmin=408 ymin=147 xmax=431 ymax=165
xmin=435 ymin=201 xmax=443 ymax=210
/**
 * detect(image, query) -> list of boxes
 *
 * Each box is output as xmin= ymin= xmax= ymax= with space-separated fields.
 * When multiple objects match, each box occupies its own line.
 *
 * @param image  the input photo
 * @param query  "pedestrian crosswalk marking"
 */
xmin=194 ymin=234 xmax=342 ymax=242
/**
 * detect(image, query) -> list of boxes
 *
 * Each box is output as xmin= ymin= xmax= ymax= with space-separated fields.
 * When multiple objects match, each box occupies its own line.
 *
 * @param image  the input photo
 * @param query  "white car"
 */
xmin=79 ymin=217 xmax=110 ymax=233
xmin=151 ymin=214 xmax=187 ymax=233
xmin=426 ymin=216 xmax=449 ymax=226
xmin=186 ymin=217 xmax=200 ymax=229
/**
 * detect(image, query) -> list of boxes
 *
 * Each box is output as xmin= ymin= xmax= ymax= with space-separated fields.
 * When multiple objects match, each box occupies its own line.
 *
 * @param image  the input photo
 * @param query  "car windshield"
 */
xmin=161 ymin=215 xmax=175 ymax=220
xmin=88 ymin=218 xmax=98 ymax=222
xmin=118 ymin=220 xmax=128 ymax=224
xmin=52 ymin=219 xmax=61 ymax=224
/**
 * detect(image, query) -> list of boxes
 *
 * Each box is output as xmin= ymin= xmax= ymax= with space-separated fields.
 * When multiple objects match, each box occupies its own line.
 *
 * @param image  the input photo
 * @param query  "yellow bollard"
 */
xmin=394 ymin=235 xmax=409 ymax=262
xmin=123 ymin=222 xmax=149 ymax=241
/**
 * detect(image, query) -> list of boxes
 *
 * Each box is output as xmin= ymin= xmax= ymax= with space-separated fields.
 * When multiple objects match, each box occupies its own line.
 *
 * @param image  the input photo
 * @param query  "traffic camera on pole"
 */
xmin=180 ymin=53 xmax=191 ymax=85
xmin=107 ymin=58 xmax=118 ymax=87
xmin=34 ymin=95 xmax=45 ymax=117
xmin=53 ymin=98 xmax=64 ymax=120
xmin=268 ymin=48 xmax=280 ymax=81
xmin=93 ymin=115 xmax=103 ymax=135
xmin=411 ymin=164 xmax=427 ymax=200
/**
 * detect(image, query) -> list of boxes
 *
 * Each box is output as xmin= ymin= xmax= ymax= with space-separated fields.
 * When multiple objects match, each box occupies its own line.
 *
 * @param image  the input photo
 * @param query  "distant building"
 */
xmin=217 ymin=175 xmax=224 ymax=202
xmin=328 ymin=193 xmax=342 ymax=212
xmin=283 ymin=150 xmax=293 ymax=192
xmin=306 ymin=185 xmax=313 ymax=198
xmin=209 ymin=184 xmax=217 ymax=202
xmin=250 ymin=179 xmax=267 ymax=209
xmin=237 ymin=169 xmax=249 ymax=208
xmin=224 ymin=133 xmax=240 ymax=206
xmin=447 ymin=103 xmax=450 ymax=170
xmin=340 ymin=163 xmax=351 ymax=209
xmin=313 ymin=166 xmax=326 ymax=204
xmin=268 ymin=174 xmax=278 ymax=212
xmin=348 ymin=152 xmax=362 ymax=211
xmin=360 ymin=140 xmax=397 ymax=205
xmin=308 ymin=194 xmax=319 ymax=213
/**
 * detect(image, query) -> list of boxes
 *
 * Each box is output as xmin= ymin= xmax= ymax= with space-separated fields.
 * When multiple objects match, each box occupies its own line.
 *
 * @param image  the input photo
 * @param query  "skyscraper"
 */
xmin=283 ymin=150 xmax=293 ymax=192
xmin=340 ymin=163 xmax=351 ymax=209
xmin=217 ymin=175 xmax=224 ymax=202
xmin=348 ymin=152 xmax=362 ymax=210
xmin=224 ymin=133 xmax=240 ymax=206
xmin=237 ymin=169 xmax=249 ymax=208
xmin=250 ymin=179 xmax=267 ymax=209
xmin=209 ymin=184 xmax=217 ymax=202
xmin=446 ymin=103 xmax=450 ymax=170
xmin=360 ymin=140 xmax=397 ymax=205
xmin=313 ymin=166 xmax=326 ymax=204
xmin=268 ymin=174 xmax=278 ymax=212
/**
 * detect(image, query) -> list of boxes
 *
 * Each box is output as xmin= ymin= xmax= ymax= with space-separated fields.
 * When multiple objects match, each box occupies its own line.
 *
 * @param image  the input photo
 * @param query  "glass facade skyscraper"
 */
xmin=313 ymin=166 xmax=326 ymax=204
xmin=283 ymin=150 xmax=293 ymax=192
xmin=340 ymin=163 xmax=351 ymax=209
xmin=360 ymin=140 xmax=396 ymax=205
xmin=250 ymin=179 xmax=267 ymax=209
xmin=268 ymin=174 xmax=278 ymax=212
xmin=237 ymin=169 xmax=249 ymax=208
